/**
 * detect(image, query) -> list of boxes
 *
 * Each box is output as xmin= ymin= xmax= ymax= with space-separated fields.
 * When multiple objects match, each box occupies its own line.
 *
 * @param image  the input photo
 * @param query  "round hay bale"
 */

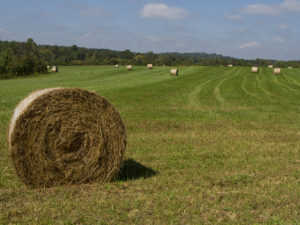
xmin=126 ymin=65 xmax=132 ymax=70
xmin=51 ymin=66 xmax=57 ymax=72
xmin=273 ymin=68 xmax=281 ymax=75
xmin=251 ymin=67 xmax=259 ymax=73
xmin=170 ymin=68 xmax=178 ymax=76
xmin=147 ymin=64 xmax=153 ymax=69
xmin=8 ymin=88 xmax=126 ymax=188
xmin=115 ymin=64 xmax=119 ymax=68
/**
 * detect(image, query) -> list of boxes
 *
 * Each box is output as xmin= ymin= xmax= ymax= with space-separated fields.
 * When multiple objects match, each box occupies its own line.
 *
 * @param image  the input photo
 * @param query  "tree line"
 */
xmin=1 ymin=38 xmax=300 ymax=78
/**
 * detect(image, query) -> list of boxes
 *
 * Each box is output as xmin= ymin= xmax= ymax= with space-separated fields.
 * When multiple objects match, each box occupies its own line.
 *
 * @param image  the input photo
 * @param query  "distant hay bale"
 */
xmin=268 ymin=65 xmax=273 ymax=68
xmin=273 ymin=68 xmax=281 ymax=75
xmin=114 ymin=64 xmax=119 ymax=68
xmin=170 ymin=68 xmax=178 ymax=76
xmin=288 ymin=66 xmax=293 ymax=69
xmin=51 ymin=66 xmax=58 ymax=72
xmin=47 ymin=66 xmax=50 ymax=69
xmin=8 ymin=88 xmax=126 ymax=188
xmin=251 ymin=67 xmax=259 ymax=73
xmin=126 ymin=65 xmax=132 ymax=71
xmin=147 ymin=64 xmax=153 ymax=69
xmin=228 ymin=64 xmax=233 ymax=67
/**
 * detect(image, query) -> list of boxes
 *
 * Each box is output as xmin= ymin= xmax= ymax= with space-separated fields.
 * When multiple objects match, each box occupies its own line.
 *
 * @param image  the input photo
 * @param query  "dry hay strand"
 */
xmin=273 ymin=68 xmax=281 ymax=75
xmin=251 ymin=67 xmax=259 ymax=73
xmin=170 ymin=68 xmax=178 ymax=76
xmin=147 ymin=64 xmax=153 ymax=69
xmin=8 ymin=88 xmax=126 ymax=188
xmin=126 ymin=65 xmax=132 ymax=70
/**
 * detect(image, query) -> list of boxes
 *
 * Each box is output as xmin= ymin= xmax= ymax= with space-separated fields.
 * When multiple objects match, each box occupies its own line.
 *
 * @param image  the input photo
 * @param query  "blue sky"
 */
xmin=0 ymin=0 xmax=300 ymax=60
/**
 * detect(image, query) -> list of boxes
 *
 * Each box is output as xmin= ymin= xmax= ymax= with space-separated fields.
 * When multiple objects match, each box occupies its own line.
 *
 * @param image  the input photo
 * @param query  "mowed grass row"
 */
xmin=0 ymin=66 xmax=299 ymax=224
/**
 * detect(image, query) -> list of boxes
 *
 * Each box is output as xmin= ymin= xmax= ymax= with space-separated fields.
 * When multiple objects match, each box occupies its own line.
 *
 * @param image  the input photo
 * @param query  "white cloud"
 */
xmin=0 ymin=28 xmax=10 ymax=34
xmin=78 ymin=33 xmax=93 ymax=41
xmin=79 ymin=7 xmax=110 ymax=18
xmin=140 ymin=3 xmax=188 ymax=20
xmin=237 ymin=0 xmax=300 ymax=16
xmin=237 ymin=4 xmax=280 ymax=16
xmin=273 ymin=37 xmax=285 ymax=43
xmin=225 ymin=14 xmax=243 ymax=21
xmin=277 ymin=23 xmax=288 ymax=30
xmin=236 ymin=27 xmax=245 ymax=33
xmin=280 ymin=0 xmax=300 ymax=12
xmin=239 ymin=41 xmax=261 ymax=49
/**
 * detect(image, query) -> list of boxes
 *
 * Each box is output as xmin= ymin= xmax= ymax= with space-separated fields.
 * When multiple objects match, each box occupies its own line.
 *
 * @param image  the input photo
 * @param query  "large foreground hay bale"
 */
xmin=147 ymin=64 xmax=153 ymax=69
xmin=251 ymin=67 xmax=259 ymax=73
xmin=274 ymin=68 xmax=281 ymax=75
xmin=8 ymin=88 xmax=126 ymax=188
xmin=126 ymin=65 xmax=132 ymax=70
xmin=170 ymin=68 xmax=178 ymax=76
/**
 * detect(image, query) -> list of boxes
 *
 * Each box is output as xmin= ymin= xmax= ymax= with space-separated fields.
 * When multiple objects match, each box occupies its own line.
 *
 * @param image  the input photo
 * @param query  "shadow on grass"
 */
xmin=117 ymin=159 xmax=157 ymax=181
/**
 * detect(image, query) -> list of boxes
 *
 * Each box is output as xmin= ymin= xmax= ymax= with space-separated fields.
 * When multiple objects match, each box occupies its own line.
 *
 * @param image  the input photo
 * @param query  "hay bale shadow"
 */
xmin=117 ymin=159 xmax=157 ymax=181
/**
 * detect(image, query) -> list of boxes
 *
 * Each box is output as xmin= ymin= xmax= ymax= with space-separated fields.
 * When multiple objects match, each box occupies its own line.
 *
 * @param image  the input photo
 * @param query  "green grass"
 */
xmin=0 ymin=65 xmax=300 ymax=224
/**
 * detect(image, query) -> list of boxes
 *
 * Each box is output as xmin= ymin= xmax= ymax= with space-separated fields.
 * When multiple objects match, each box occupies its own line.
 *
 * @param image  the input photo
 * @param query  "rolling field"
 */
xmin=0 ymin=65 xmax=300 ymax=224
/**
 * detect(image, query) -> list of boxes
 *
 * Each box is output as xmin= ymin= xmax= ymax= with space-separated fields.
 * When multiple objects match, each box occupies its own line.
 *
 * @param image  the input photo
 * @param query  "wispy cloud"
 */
xmin=140 ymin=3 xmax=188 ymax=20
xmin=277 ymin=23 xmax=289 ymax=30
xmin=0 ymin=28 xmax=11 ymax=34
xmin=237 ymin=4 xmax=280 ymax=16
xmin=280 ymin=0 xmax=300 ymax=12
xmin=79 ymin=6 xmax=110 ymax=18
xmin=225 ymin=14 xmax=243 ymax=21
xmin=237 ymin=0 xmax=300 ymax=16
xmin=239 ymin=41 xmax=261 ymax=49
xmin=236 ymin=27 xmax=245 ymax=33
xmin=273 ymin=37 xmax=285 ymax=43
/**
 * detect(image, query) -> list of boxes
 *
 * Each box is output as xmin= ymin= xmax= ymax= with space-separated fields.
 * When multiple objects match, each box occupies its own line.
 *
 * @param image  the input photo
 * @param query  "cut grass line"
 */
xmin=277 ymin=74 xmax=300 ymax=96
xmin=188 ymin=68 xmax=223 ymax=109
xmin=241 ymin=73 xmax=263 ymax=100
xmin=282 ymin=73 xmax=300 ymax=86
xmin=256 ymin=72 xmax=273 ymax=100
xmin=273 ymin=74 xmax=294 ymax=97
xmin=213 ymin=68 xmax=240 ymax=106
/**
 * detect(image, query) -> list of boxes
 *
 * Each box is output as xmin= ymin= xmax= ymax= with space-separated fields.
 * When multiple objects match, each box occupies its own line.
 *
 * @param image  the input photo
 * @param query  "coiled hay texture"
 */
xmin=8 ymin=88 xmax=126 ymax=188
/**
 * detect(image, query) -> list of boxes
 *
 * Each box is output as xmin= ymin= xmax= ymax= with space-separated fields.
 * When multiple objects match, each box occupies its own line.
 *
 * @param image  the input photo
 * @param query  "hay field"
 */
xmin=0 ymin=66 xmax=300 ymax=224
